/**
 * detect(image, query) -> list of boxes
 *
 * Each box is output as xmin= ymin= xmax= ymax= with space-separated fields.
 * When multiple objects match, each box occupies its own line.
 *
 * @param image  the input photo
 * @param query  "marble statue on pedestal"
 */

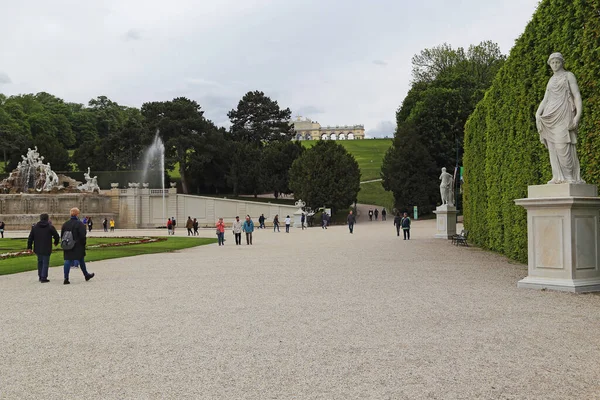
xmin=535 ymin=53 xmax=585 ymax=184
xmin=439 ymin=167 xmax=454 ymax=206
xmin=78 ymin=167 xmax=100 ymax=192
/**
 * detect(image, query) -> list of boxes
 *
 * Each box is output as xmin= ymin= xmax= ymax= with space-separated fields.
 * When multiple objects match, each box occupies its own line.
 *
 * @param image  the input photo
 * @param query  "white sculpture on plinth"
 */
xmin=535 ymin=52 xmax=584 ymax=184
xmin=78 ymin=167 xmax=100 ymax=192
xmin=439 ymin=167 xmax=454 ymax=206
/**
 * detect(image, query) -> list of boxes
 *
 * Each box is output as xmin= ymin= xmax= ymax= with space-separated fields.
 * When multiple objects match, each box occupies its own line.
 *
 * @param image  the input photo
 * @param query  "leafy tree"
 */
xmin=0 ymin=107 xmax=30 ymax=167
xmin=382 ymin=41 xmax=505 ymax=215
xmin=88 ymin=96 xmax=127 ymax=138
xmin=226 ymin=141 xmax=263 ymax=197
xmin=35 ymin=134 xmax=71 ymax=171
xmin=72 ymin=139 xmax=117 ymax=171
xmin=261 ymin=141 xmax=305 ymax=198
xmin=289 ymin=141 xmax=360 ymax=213
xmin=381 ymin=123 xmax=439 ymax=214
xmin=185 ymin=126 xmax=230 ymax=194
xmin=227 ymin=91 xmax=293 ymax=143
xmin=141 ymin=97 xmax=208 ymax=194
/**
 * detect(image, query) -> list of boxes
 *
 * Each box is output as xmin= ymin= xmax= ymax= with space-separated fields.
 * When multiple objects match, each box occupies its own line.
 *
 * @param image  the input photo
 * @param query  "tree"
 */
xmin=382 ymin=41 xmax=505 ymax=215
xmin=186 ymin=127 xmax=230 ymax=194
xmin=227 ymin=91 xmax=293 ymax=143
xmin=289 ymin=141 xmax=360 ymax=213
xmin=141 ymin=97 xmax=208 ymax=194
xmin=261 ymin=141 xmax=305 ymax=198
xmin=226 ymin=141 xmax=263 ymax=197
xmin=381 ymin=123 xmax=439 ymax=214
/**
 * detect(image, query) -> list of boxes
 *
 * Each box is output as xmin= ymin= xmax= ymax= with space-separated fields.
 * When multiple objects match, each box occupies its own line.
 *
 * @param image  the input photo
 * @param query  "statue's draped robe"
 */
xmin=539 ymin=72 xmax=583 ymax=183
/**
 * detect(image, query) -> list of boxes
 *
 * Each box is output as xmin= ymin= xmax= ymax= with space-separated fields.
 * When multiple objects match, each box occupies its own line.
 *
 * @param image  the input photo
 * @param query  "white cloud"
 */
xmin=367 ymin=121 xmax=396 ymax=138
xmin=0 ymin=72 xmax=11 ymax=84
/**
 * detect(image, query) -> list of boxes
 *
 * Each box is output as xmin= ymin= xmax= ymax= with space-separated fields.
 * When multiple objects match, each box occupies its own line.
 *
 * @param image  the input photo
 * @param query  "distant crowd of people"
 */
xmin=367 ymin=208 xmax=387 ymax=221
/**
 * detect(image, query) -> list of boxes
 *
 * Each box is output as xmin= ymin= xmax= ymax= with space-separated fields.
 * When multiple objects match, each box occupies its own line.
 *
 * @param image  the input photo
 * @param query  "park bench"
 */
xmin=452 ymin=230 xmax=469 ymax=246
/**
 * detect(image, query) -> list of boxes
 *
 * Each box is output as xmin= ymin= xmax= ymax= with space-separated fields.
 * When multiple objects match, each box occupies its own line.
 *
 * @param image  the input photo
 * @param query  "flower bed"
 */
xmin=0 ymin=237 xmax=167 ymax=260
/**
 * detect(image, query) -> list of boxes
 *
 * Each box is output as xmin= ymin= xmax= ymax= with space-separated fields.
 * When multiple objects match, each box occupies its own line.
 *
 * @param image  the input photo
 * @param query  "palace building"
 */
xmin=292 ymin=116 xmax=365 ymax=140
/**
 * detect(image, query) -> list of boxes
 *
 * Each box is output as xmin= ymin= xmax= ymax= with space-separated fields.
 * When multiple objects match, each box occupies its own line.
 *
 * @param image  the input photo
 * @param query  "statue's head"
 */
xmin=547 ymin=52 xmax=565 ymax=72
xmin=442 ymin=167 xmax=447 ymax=172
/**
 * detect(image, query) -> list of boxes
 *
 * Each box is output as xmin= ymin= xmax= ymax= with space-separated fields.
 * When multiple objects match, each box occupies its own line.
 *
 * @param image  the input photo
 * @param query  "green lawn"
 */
xmin=357 ymin=181 xmax=394 ymax=210
xmin=0 ymin=237 xmax=217 ymax=276
xmin=301 ymin=139 xmax=392 ymax=181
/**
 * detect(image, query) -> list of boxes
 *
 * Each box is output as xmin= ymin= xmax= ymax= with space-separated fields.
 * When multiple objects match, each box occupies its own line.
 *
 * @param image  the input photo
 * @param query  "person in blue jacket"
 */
xmin=243 ymin=215 xmax=254 ymax=245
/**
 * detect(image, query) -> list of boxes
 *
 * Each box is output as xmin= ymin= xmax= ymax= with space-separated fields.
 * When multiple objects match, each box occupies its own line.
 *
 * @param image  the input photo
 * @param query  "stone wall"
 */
xmin=0 ymin=193 xmax=113 ymax=229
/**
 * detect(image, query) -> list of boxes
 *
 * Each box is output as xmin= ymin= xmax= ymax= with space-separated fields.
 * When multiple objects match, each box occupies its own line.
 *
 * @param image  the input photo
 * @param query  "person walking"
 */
xmin=193 ymin=218 xmax=199 ymax=236
xmin=167 ymin=218 xmax=173 ymax=235
xmin=284 ymin=215 xmax=291 ymax=233
xmin=273 ymin=215 xmax=280 ymax=232
xmin=322 ymin=212 xmax=328 ymax=229
xmin=172 ymin=217 xmax=177 ymax=234
xmin=61 ymin=207 xmax=94 ymax=285
xmin=216 ymin=218 xmax=225 ymax=246
xmin=259 ymin=214 xmax=265 ymax=229
xmin=102 ymin=218 xmax=108 ymax=232
xmin=232 ymin=216 xmax=243 ymax=245
xmin=393 ymin=212 xmax=402 ymax=237
xmin=301 ymin=213 xmax=306 ymax=230
xmin=401 ymin=212 xmax=411 ymax=240
xmin=27 ymin=213 xmax=60 ymax=283
xmin=109 ymin=218 xmax=115 ymax=232
xmin=368 ymin=209 xmax=373 ymax=221
xmin=374 ymin=208 xmax=379 ymax=221
xmin=243 ymin=215 xmax=254 ymax=245
xmin=0 ymin=221 xmax=5 ymax=238
xmin=382 ymin=208 xmax=387 ymax=221
xmin=87 ymin=217 xmax=93 ymax=232
xmin=347 ymin=210 xmax=355 ymax=234
xmin=186 ymin=216 xmax=193 ymax=236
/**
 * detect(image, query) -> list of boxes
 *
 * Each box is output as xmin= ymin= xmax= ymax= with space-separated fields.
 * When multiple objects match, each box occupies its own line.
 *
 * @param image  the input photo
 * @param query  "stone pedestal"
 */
xmin=515 ymin=183 xmax=600 ymax=293
xmin=293 ymin=208 xmax=304 ymax=228
xmin=433 ymin=204 xmax=457 ymax=239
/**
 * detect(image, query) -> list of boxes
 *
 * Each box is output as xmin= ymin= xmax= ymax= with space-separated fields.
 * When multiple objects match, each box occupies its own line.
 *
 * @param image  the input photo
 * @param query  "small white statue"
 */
xmin=439 ymin=167 xmax=454 ymax=206
xmin=78 ymin=167 xmax=100 ymax=192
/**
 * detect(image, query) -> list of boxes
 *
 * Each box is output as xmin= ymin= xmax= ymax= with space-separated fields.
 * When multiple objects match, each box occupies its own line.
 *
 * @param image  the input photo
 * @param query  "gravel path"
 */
xmin=1 ymin=220 xmax=599 ymax=399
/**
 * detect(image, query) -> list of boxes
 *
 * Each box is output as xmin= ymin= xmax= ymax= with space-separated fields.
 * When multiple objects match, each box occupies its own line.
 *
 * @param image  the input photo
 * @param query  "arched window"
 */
xmin=338 ymin=133 xmax=346 ymax=140
xmin=321 ymin=133 xmax=328 ymax=140
xmin=330 ymin=133 xmax=337 ymax=140
xmin=348 ymin=133 xmax=355 ymax=140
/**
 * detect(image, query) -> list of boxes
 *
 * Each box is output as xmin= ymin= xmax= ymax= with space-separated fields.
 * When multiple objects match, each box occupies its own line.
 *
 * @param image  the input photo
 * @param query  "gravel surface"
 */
xmin=1 ymin=219 xmax=599 ymax=399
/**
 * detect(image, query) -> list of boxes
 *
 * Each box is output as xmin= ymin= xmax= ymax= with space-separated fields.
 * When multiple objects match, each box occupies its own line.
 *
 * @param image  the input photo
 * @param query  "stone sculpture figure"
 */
xmin=535 ymin=53 xmax=584 ymax=184
xmin=78 ymin=167 xmax=100 ymax=192
xmin=439 ymin=167 xmax=454 ymax=206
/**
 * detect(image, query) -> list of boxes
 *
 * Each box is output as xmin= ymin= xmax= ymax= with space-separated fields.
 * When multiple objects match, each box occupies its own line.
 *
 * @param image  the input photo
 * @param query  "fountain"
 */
xmin=0 ymin=147 xmax=113 ymax=229
xmin=140 ymin=131 xmax=166 ymax=222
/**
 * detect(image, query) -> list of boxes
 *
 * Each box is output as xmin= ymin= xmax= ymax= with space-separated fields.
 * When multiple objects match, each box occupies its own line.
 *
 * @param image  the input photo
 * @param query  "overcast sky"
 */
xmin=0 ymin=0 xmax=540 ymax=137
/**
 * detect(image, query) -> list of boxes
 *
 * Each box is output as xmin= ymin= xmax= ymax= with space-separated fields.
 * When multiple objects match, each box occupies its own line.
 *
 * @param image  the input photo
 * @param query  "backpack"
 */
xmin=61 ymin=230 xmax=76 ymax=250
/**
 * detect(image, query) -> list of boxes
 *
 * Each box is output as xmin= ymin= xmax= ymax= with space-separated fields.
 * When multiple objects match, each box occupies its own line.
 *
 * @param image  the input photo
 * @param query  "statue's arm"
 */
xmin=568 ymin=72 xmax=583 ymax=127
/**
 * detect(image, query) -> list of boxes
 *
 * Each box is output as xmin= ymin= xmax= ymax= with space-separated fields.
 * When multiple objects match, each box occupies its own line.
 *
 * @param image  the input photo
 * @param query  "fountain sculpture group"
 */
xmin=0 ymin=147 xmax=111 ymax=229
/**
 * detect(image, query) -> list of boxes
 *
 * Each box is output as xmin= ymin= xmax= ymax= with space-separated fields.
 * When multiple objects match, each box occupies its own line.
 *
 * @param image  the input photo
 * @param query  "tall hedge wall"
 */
xmin=463 ymin=0 xmax=600 ymax=263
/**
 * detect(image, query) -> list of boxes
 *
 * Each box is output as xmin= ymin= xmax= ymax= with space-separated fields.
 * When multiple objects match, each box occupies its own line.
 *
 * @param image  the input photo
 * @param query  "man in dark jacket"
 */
xmin=393 ymin=213 xmax=402 ymax=237
xmin=27 ymin=213 xmax=60 ymax=282
xmin=347 ymin=210 xmax=355 ymax=234
xmin=61 ymin=207 xmax=95 ymax=285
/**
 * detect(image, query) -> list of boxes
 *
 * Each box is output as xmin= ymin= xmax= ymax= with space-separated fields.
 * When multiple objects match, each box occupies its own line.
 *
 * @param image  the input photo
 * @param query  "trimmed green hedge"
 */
xmin=463 ymin=0 xmax=600 ymax=263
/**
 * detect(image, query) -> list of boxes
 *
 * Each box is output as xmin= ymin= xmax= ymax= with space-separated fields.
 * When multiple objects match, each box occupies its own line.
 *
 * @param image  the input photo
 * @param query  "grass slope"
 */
xmin=0 ymin=237 xmax=216 ymax=276
xmin=301 ymin=139 xmax=392 ymax=181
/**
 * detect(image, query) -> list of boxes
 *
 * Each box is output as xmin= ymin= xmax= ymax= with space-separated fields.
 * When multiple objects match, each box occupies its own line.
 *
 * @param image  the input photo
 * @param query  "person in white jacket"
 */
xmin=232 ymin=216 xmax=243 ymax=245
xmin=284 ymin=215 xmax=291 ymax=233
